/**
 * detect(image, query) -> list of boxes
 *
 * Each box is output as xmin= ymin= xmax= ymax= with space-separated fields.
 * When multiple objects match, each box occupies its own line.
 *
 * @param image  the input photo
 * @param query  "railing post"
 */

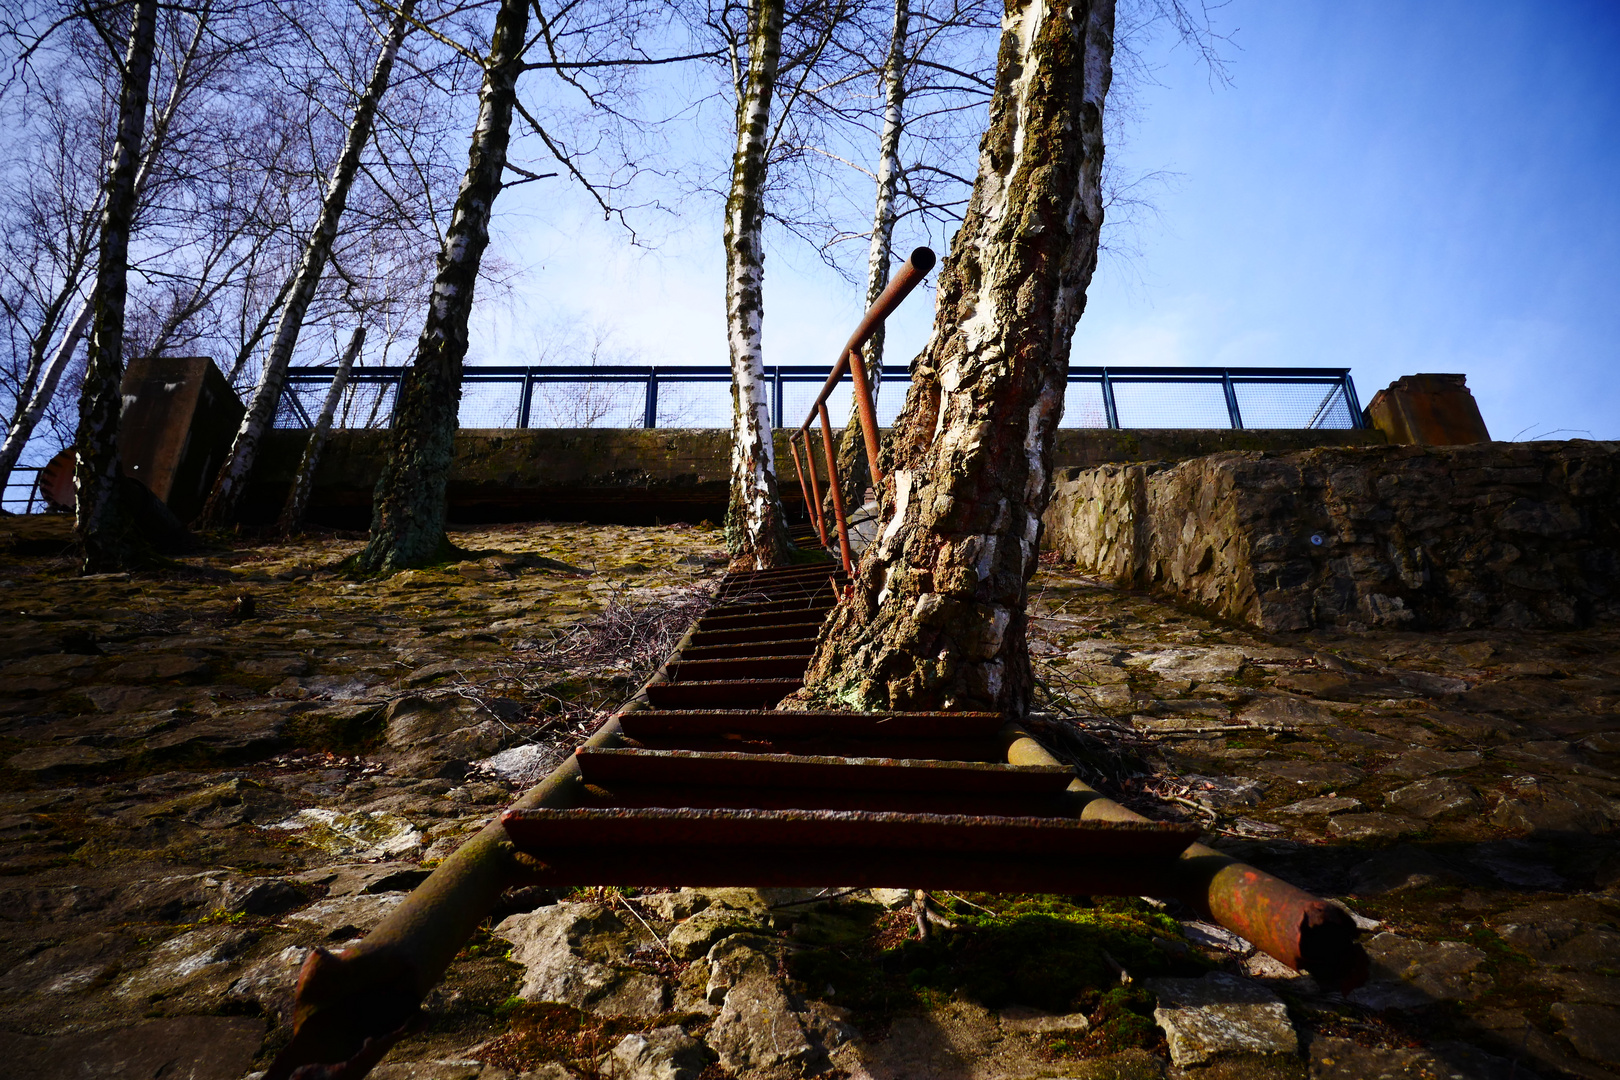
xmin=518 ymin=371 xmax=534 ymax=429
xmin=818 ymin=402 xmax=854 ymax=575
xmin=1100 ymin=369 xmax=1119 ymax=429
xmin=772 ymin=369 xmax=784 ymax=429
xmin=798 ymin=432 xmax=829 ymax=549
xmin=846 ymin=347 xmax=884 ymax=488
xmin=387 ymin=372 xmax=403 ymax=429
xmin=1343 ymin=373 xmax=1364 ymax=429
xmin=644 ymin=370 xmax=658 ymax=429
xmin=1222 ymin=371 xmax=1244 ymax=429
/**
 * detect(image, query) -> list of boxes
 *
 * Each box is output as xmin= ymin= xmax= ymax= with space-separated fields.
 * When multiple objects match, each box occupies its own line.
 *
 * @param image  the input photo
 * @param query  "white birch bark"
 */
xmin=0 ymin=11 xmax=206 ymax=496
xmin=75 ymin=0 xmax=159 ymax=570
xmin=863 ymin=0 xmax=909 ymax=377
xmin=795 ymin=0 xmax=1116 ymax=714
xmin=278 ymin=324 xmax=364 ymax=534
xmin=723 ymin=0 xmax=791 ymax=568
xmin=831 ymin=0 xmax=910 ymax=512
xmin=0 ymin=302 xmax=91 ymax=489
xmin=199 ymin=0 xmax=416 ymax=528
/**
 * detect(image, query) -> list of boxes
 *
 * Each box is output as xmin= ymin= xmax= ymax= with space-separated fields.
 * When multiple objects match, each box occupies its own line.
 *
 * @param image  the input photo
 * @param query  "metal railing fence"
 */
xmin=2 ymin=466 xmax=46 ymax=515
xmin=274 ymin=364 xmax=1363 ymax=433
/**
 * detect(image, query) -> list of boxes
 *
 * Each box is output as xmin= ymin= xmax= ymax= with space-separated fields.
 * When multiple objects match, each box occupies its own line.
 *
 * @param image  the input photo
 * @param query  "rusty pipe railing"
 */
xmin=787 ymin=246 xmax=936 ymax=572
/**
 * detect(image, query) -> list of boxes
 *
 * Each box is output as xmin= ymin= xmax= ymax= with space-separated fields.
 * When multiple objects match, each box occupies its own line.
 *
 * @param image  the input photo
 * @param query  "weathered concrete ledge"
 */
xmin=1042 ymin=440 xmax=1620 ymax=632
xmin=247 ymin=427 xmax=1383 ymax=526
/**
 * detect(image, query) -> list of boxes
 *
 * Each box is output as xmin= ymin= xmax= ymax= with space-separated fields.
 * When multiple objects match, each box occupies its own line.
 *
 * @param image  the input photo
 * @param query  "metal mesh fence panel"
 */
xmin=782 ymin=380 xmax=854 ymax=432
xmin=1060 ymin=381 xmax=1110 ymax=428
xmin=867 ymin=376 xmax=911 ymax=427
xmin=459 ymin=381 xmax=524 ymax=428
xmin=273 ymin=384 xmax=327 ymax=429
xmin=1233 ymin=381 xmax=1355 ymax=429
xmin=1111 ymin=380 xmax=1232 ymax=428
xmin=526 ymin=380 xmax=648 ymax=428
xmin=338 ymin=381 xmax=398 ymax=429
xmin=651 ymin=382 xmax=729 ymax=428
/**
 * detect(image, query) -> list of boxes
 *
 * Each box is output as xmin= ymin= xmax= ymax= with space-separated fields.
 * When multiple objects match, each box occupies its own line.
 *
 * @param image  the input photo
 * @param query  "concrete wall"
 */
xmin=245 ymin=425 xmax=1385 ymax=527
xmin=1043 ymin=441 xmax=1620 ymax=632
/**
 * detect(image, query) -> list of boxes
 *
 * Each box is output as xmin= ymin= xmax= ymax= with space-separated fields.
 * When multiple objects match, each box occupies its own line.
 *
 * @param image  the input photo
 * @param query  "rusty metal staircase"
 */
xmin=502 ymin=564 xmax=1202 ymax=890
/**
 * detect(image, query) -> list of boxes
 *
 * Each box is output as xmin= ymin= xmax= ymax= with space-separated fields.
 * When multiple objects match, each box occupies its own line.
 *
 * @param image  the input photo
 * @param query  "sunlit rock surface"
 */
xmin=2 ymin=512 xmax=1619 ymax=1077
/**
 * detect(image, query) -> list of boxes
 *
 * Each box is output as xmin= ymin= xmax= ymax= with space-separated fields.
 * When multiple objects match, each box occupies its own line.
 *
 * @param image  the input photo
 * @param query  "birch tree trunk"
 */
xmin=355 ymin=0 xmax=528 ymax=572
xmin=75 ymin=0 xmax=159 ymax=572
xmin=831 ymin=0 xmax=910 ymax=515
xmin=795 ymin=0 xmax=1115 ymax=715
xmin=723 ymin=0 xmax=791 ymax=569
xmin=0 ymin=302 xmax=91 ymax=490
xmin=0 ymin=10 xmax=206 ymax=497
xmin=198 ymin=0 xmax=416 ymax=529
xmin=279 ymin=325 xmax=363 ymax=535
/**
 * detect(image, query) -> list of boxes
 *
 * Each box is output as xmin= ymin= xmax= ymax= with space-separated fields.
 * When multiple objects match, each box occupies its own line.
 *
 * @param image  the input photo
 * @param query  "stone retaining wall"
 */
xmin=1042 ymin=441 xmax=1620 ymax=632
xmin=245 ymin=426 xmax=1383 ymax=527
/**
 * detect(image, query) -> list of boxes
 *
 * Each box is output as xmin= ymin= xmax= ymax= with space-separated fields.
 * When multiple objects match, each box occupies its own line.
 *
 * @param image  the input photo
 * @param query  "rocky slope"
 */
xmin=1 ymin=514 xmax=1618 ymax=1078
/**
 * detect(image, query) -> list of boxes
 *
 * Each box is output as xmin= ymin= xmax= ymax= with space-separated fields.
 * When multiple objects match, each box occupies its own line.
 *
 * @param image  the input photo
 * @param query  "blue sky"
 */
xmin=477 ymin=0 xmax=1620 ymax=440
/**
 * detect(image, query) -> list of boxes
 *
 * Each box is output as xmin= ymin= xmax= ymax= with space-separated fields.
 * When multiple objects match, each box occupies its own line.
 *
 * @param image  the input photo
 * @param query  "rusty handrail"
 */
xmin=788 ymin=246 xmax=936 ymax=572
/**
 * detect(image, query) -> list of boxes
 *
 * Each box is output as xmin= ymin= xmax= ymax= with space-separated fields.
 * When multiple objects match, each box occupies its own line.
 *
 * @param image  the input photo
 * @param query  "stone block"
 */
xmin=1146 ymin=971 xmax=1298 ymax=1066
xmin=1364 ymin=374 xmax=1491 ymax=446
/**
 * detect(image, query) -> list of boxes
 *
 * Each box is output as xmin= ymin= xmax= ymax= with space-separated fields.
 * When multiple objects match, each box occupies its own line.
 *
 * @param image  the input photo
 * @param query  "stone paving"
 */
xmin=0 ymin=512 xmax=1617 ymax=1078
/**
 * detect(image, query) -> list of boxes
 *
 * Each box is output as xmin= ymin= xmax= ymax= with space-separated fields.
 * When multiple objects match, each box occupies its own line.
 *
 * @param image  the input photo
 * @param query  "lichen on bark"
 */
xmin=791 ymin=0 xmax=1115 ymax=715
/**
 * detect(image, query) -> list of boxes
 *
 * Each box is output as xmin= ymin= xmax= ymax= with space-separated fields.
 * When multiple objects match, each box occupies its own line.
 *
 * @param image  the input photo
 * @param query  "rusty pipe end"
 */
xmin=1200 ymin=860 xmax=1369 ymax=992
xmin=908 ymin=246 xmax=936 ymax=274
xmin=265 ymin=946 xmax=422 ymax=1080
xmin=1296 ymin=902 xmax=1371 ymax=993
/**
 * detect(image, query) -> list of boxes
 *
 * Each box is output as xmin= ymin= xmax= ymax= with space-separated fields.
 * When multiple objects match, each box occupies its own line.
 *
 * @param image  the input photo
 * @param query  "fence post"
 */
xmin=1100 ymin=370 xmax=1120 ymax=429
xmin=644 ymin=370 xmax=658 ymax=429
xmin=1342 ymin=374 xmax=1364 ymax=429
xmin=1222 ymin=371 xmax=1244 ymax=429
xmin=518 ymin=371 xmax=534 ymax=428
xmin=772 ymin=369 xmax=784 ymax=429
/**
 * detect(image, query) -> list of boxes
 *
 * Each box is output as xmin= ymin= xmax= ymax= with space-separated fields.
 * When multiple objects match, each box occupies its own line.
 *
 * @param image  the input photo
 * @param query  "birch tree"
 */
xmin=197 ymin=0 xmax=416 ymax=528
xmin=75 ymin=0 xmax=158 ymax=570
xmin=827 ymin=0 xmax=914 ymax=513
xmin=278 ymin=322 xmax=362 ymax=533
xmin=721 ymin=0 xmax=792 ymax=568
xmin=0 ymin=4 xmax=208 ymax=495
xmin=793 ymin=0 xmax=1116 ymax=714
xmin=354 ymin=0 xmax=530 ymax=571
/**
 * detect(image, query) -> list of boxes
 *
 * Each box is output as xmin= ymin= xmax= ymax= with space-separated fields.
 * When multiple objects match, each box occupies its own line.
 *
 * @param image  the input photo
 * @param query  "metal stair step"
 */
xmin=679 ymin=638 xmax=818 ymax=661
xmin=687 ymin=622 xmax=824 ymax=647
xmin=575 ymin=748 xmax=1071 ymax=793
xmin=503 ymin=806 xmax=1196 ymax=857
xmin=668 ymin=656 xmax=809 ymax=682
xmin=644 ymin=679 xmax=802 ymax=710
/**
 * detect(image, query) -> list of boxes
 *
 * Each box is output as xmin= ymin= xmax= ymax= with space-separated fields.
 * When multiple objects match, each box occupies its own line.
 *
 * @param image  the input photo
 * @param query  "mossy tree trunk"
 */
xmin=831 ymin=0 xmax=909 ymax=519
xmin=795 ymin=0 xmax=1114 ymax=715
xmin=723 ymin=0 xmax=792 ymax=569
xmin=355 ymin=0 xmax=528 ymax=573
xmin=74 ymin=0 xmax=159 ymax=573
xmin=199 ymin=0 xmax=415 ymax=529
